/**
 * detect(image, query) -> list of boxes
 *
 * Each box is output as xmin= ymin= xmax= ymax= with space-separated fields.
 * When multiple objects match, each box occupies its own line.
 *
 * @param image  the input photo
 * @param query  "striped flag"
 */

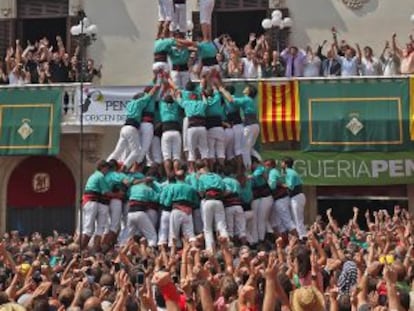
xmin=259 ymin=80 xmax=300 ymax=143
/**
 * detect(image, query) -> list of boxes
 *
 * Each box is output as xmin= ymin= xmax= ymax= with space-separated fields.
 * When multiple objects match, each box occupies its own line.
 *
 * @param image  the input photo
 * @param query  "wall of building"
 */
xmin=83 ymin=0 xmax=158 ymax=86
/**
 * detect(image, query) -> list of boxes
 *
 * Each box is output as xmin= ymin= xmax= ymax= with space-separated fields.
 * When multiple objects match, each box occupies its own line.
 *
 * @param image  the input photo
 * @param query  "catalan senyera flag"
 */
xmin=258 ymin=80 xmax=300 ymax=143
xmin=410 ymin=77 xmax=414 ymax=140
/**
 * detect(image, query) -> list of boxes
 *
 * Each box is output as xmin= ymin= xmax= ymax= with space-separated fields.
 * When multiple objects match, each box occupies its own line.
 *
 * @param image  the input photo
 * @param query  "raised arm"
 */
xmin=392 ymin=33 xmax=403 ymax=57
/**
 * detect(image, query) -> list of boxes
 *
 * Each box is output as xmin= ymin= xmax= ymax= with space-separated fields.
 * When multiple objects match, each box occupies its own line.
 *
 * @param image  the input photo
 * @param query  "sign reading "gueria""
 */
xmin=263 ymin=151 xmax=414 ymax=185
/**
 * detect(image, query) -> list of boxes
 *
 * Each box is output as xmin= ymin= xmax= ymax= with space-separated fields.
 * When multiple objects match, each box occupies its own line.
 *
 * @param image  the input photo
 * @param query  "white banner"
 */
xmin=77 ymin=86 xmax=145 ymax=125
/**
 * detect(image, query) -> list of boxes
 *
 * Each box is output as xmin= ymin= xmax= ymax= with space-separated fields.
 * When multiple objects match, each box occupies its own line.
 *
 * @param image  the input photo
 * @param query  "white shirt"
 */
xmin=303 ymin=55 xmax=321 ymax=77
xmin=361 ymin=57 xmax=381 ymax=76
xmin=242 ymin=58 xmax=259 ymax=79
xmin=8 ymin=72 xmax=25 ymax=85
xmin=339 ymin=56 xmax=359 ymax=76
xmin=380 ymin=54 xmax=400 ymax=76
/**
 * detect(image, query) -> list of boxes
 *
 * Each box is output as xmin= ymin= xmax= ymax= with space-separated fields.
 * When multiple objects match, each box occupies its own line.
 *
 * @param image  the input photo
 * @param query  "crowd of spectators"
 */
xmin=0 ymin=206 xmax=413 ymax=311
xmin=189 ymin=28 xmax=414 ymax=79
xmin=0 ymin=36 xmax=101 ymax=86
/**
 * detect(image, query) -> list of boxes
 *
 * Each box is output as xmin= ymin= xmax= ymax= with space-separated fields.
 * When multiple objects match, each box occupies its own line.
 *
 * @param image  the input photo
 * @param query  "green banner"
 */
xmin=0 ymin=89 xmax=62 ymax=155
xmin=262 ymin=150 xmax=414 ymax=186
xmin=299 ymin=79 xmax=411 ymax=151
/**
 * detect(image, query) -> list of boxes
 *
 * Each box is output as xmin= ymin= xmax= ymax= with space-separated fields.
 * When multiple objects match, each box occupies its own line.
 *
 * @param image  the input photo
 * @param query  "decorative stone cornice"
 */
xmin=342 ymin=0 xmax=370 ymax=10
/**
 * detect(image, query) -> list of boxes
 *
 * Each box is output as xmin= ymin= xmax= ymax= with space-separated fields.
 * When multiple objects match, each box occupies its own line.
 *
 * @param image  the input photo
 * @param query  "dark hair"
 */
xmin=246 ymin=85 xmax=257 ymax=98
xmin=203 ymin=87 xmax=214 ymax=98
xmin=32 ymin=297 xmax=49 ymax=311
xmin=97 ymin=160 xmax=110 ymax=171
xmin=225 ymin=85 xmax=235 ymax=95
xmin=337 ymin=294 xmax=351 ymax=311
xmin=282 ymin=157 xmax=294 ymax=168
xmin=264 ymin=159 xmax=276 ymax=168
xmin=132 ymin=92 xmax=145 ymax=100
xmin=185 ymin=81 xmax=196 ymax=92
xmin=195 ymin=160 xmax=206 ymax=171
xmin=222 ymin=164 xmax=235 ymax=177
xmin=163 ymin=94 xmax=174 ymax=103
xmin=294 ymin=245 xmax=311 ymax=278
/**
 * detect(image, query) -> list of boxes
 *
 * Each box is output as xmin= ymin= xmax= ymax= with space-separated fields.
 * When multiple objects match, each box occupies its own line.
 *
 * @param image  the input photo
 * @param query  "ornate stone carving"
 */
xmin=342 ymin=0 xmax=369 ymax=10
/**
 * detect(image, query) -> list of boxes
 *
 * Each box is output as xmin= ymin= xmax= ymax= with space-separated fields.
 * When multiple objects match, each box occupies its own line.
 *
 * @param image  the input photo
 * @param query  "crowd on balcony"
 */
xmin=197 ymin=29 xmax=414 ymax=80
xmin=0 ymin=207 xmax=413 ymax=311
xmin=0 ymin=36 xmax=101 ymax=86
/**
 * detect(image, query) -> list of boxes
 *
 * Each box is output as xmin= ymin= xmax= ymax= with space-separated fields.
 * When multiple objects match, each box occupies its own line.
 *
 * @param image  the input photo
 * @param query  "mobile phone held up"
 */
xmin=136 ymin=271 xmax=145 ymax=286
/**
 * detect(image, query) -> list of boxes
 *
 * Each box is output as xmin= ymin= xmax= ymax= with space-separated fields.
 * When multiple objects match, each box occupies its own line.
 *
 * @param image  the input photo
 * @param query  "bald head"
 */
xmin=83 ymin=297 xmax=102 ymax=311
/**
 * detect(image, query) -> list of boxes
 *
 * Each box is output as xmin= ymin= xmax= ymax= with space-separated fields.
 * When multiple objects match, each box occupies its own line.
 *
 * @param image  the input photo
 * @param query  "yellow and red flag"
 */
xmin=258 ymin=80 xmax=300 ymax=143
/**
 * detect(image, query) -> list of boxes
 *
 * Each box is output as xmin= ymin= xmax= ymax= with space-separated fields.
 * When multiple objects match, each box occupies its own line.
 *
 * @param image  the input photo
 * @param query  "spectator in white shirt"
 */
xmin=338 ymin=45 xmax=360 ymax=76
xmin=360 ymin=46 xmax=381 ymax=76
xmin=242 ymin=49 xmax=259 ymax=79
xmin=380 ymin=40 xmax=400 ymax=76
xmin=303 ymin=46 xmax=321 ymax=77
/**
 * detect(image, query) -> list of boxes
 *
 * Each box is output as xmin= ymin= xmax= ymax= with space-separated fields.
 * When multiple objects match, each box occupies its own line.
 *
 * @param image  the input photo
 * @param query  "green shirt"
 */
xmin=169 ymin=47 xmax=190 ymax=65
xmin=198 ymin=172 xmax=224 ymax=192
xmin=160 ymin=100 xmax=181 ymax=123
xmin=284 ymin=168 xmax=303 ymax=190
xmin=104 ymin=171 xmax=128 ymax=190
xmin=129 ymin=183 xmax=159 ymax=203
xmin=205 ymin=91 xmax=225 ymax=119
xmin=197 ymin=41 xmax=217 ymax=60
xmin=161 ymin=181 xmax=199 ymax=207
xmin=240 ymin=179 xmax=253 ymax=204
xmin=154 ymin=38 xmax=176 ymax=54
xmin=185 ymin=173 xmax=199 ymax=190
xmin=85 ymin=170 xmax=110 ymax=194
xmin=179 ymin=98 xmax=209 ymax=117
xmin=126 ymin=94 xmax=151 ymax=122
xmin=222 ymin=177 xmax=241 ymax=195
xmin=232 ymin=95 xmax=257 ymax=115
xmin=252 ymin=165 xmax=268 ymax=188
xmin=182 ymin=86 xmax=201 ymax=101
xmin=268 ymin=168 xmax=282 ymax=191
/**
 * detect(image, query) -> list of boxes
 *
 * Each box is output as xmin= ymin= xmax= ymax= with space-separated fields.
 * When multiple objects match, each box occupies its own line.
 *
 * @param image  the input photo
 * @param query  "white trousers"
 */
xmin=242 ymin=124 xmax=260 ymax=170
xmin=127 ymin=211 xmax=158 ymax=247
xmin=146 ymin=209 xmax=159 ymax=230
xmin=199 ymin=0 xmax=215 ymax=24
xmin=140 ymin=122 xmax=154 ymax=163
xmin=81 ymin=202 xmax=109 ymax=236
xmin=291 ymin=193 xmax=307 ymax=239
xmin=158 ymin=210 xmax=171 ymax=245
xmin=182 ymin=117 xmax=189 ymax=152
xmin=172 ymin=3 xmax=187 ymax=32
xmin=170 ymin=70 xmax=189 ymax=90
xmin=107 ymin=125 xmax=142 ymax=168
xmin=224 ymin=128 xmax=235 ymax=160
xmin=251 ymin=195 xmax=273 ymax=243
xmin=169 ymin=209 xmax=195 ymax=246
xmin=187 ymin=126 xmax=208 ymax=161
xmin=152 ymin=61 xmax=170 ymax=73
xmin=161 ymin=130 xmax=182 ymax=161
xmin=233 ymin=124 xmax=244 ymax=156
xmin=244 ymin=209 xmax=255 ymax=245
xmin=201 ymin=199 xmax=228 ymax=251
xmin=147 ymin=136 xmax=163 ymax=165
xmin=207 ymin=126 xmax=225 ymax=159
xmin=158 ymin=0 xmax=173 ymax=21
xmin=193 ymin=208 xmax=203 ymax=235
xmin=225 ymin=205 xmax=246 ymax=238
xmin=271 ymin=196 xmax=295 ymax=233
xmin=108 ymin=198 xmax=123 ymax=233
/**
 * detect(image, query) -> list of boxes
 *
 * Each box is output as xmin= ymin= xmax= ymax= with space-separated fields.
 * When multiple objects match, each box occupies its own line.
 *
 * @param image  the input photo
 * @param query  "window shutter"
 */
xmin=0 ymin=20 xmax=13 ymax=58
xmin=17 ymin=0 xmax=68 ymax=18
xmin=214 ymin=0 xmax=268 ymax=10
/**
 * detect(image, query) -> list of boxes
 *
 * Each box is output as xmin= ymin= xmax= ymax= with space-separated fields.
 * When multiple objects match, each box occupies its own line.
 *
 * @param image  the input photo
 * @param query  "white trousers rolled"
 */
xmin=140 ymin=122 xmax=154 ymax=162
xmin=127 ymin=211 xmax=158 ymax=247
xmin=182 ymin=117 xmax=189 ymax=152
xmin=172 ymin=3 xmax=187 ymax=32
xmin=158 ymin=210 xmax=171 ymax=245
xmin=251 ymin=195 xmax=273 ymax=243
xmin=147 ymin=136 xmax=163 ymax=165
xmin=170 ymin=70 xmax=189 ymax=90
xmin=169 ymin=209 xmax=195 ymax=246
xmin=158 ymin=0 xmax=173 ymax=21
xmin=108 ymin=198 xmax=123 ymax=234
xmin=291 ymin=193 xmax=307 ymax=239
xmin=224 ymin=128 xmax=235 ymax=160
xmin=187 ymin=126 xmax=208 ymax=161
xmin=107 ymin=125 xmax=142 ymax=169
xmin=199 ymin=0 xmax=215 ymax=24
xmin=233 ymin=124 xmax=244 ymax=156
xmin=242 ymin=124 xmax=260 ymax=170
xmin=271 ymin=196 xmax=295 ymax=233
xmin=193 ymin=208 xmax=203 ymax=235
xmin=244 ymin=209 xmax=255 ymax=245
xmin=201 ymin=199 xmax=228 ymax=251
xmin=207 ymin=126 xmax=225 ymax=159
xmin=225 ymin=205 xmax=246 ymax=238
xmin=161 ymin=130 xmax=182 ymax=161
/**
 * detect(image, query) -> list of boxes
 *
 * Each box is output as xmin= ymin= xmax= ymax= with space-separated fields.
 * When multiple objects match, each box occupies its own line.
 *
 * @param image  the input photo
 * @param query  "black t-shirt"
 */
xmin=50 ymin=61 xmax=69 ymax=83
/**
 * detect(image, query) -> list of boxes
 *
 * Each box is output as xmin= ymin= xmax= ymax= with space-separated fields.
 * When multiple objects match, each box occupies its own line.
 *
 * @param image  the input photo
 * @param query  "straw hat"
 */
xmin=291 ymin=286 xmax=325 ymax=311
